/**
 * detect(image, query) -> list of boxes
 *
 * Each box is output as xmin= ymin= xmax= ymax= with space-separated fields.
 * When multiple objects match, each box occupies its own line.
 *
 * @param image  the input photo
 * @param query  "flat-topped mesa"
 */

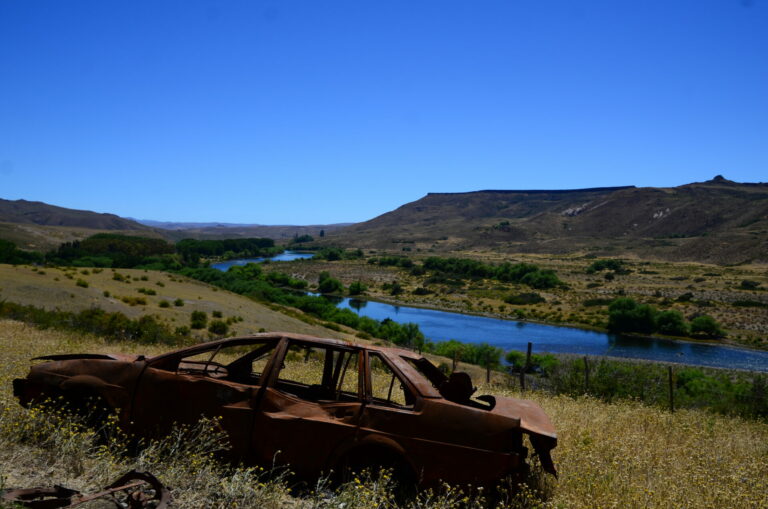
xmin=426 ymin=186 xmax=635 ymax=197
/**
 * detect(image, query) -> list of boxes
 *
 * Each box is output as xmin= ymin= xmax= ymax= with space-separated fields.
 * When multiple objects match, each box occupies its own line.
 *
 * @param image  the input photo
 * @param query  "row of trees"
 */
xmin=177 ymin=264 xmax=425 ymax=347
xmin=0 ymin=239 xmax=44 ymax=264
xmin=608 ymin=298 xmax=723 ymax=337
xmin=175 ymin=238 xmax=279 ymax=263
xmin=42 ymin=234 xmax=281 ymax=269
xmin=421 ymin=257 xmax=563 ymax=289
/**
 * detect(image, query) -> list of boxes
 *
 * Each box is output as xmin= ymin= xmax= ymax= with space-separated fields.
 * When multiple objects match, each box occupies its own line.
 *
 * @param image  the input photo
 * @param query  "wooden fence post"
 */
xmin=668 ymin=366 xmax=675 ymax=413
xmin=584 ymin=356 xmax=590 ymax=393
xmin=520 ymin=342 xmax=532 ymax=391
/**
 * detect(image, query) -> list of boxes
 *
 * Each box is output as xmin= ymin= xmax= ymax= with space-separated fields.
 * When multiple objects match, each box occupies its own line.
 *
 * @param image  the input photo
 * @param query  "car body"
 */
xmin=13 ymin=332 xmax=556 ymax=487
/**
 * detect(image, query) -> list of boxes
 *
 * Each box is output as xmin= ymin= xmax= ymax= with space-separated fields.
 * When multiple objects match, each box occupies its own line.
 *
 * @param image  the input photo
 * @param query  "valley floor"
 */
xmin=270 ymin=253 xmax=768 ymax=351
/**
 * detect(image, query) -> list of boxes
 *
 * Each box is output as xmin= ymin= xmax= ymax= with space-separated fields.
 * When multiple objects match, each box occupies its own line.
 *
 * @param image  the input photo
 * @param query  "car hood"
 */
xmin=490 ymin=395 xmax=557 ymax=475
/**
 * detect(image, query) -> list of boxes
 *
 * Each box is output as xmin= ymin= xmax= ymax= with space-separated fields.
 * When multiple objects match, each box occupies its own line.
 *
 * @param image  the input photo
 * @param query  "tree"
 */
xmin=318 ymin=271 xmax=344 ymax=294
xmin=401 ymin=322 xmax=425 ymax=352
xmin=348 ymin=281 xmax=367 ymax=296
xmin=607 ymin=298 xmax=657 ymax=334
xmin=690 ymin=315 xmax=724 ymax=338
xmin=474 ymin=343 xmax=504 ymax=383
xmin=655 ymin=310 xmax=689 ymax=336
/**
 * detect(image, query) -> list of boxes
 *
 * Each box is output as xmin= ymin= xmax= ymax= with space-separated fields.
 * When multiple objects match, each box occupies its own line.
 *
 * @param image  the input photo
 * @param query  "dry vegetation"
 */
xmin=1 ymin=320 xmax=766 ymax=508
xmin=271 ymin=253 xmax=768 ymax=349
xmin=0 ymin=263 xmax=356 ymax=342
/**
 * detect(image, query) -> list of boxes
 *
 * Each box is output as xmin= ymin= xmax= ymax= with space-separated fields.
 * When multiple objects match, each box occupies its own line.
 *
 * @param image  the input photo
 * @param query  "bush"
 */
xmin=318 ymin=272 xmax=344 ymax=294
xmin=190 ymin=310 xmax=207 ymax=329
xmin=159 ymin=300 xmax=171 ymax=308
xmin=740 ymin=280 xmax=761 ymax=290
xmin=174 ymin=298 xmax=185 ymax=307
xmin=75 ymin=279 xmax=89 ymax=288
xmin=607 ymin=298 xmax=656 ymax=334
xmin=655 ymin=310 xmax=689 ymax=336
xmin=212 ymin=310 xmax=223 ymax=318
xmin=690 ymin=315 xmax=724 ymax=338
xmin=208 ymin=320 xmax=229 ymax=336
xmin=505 ymin=292 xmax=545 ymax=305
xmin=348 ymin=281 xmax=367 ymax=296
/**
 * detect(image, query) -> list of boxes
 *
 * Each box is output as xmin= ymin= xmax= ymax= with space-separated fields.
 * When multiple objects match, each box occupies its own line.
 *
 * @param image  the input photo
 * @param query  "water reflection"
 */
xmin=210 ymin=251 xmax=313 ymax=271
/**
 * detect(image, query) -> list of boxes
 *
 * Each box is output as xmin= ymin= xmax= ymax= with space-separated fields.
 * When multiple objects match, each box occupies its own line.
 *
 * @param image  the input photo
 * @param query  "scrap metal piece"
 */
xmin=0 ymin=470 xmax=170 ymax=508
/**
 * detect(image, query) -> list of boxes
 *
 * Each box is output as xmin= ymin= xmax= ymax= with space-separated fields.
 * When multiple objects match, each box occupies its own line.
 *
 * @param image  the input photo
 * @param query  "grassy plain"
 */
xmin=0 ymin=263 xmax=356 ymax=342
xmin=270 ymin=252 xmax=768 ymax=349
xmin=1 ymin=320 xmax=767 ymax=508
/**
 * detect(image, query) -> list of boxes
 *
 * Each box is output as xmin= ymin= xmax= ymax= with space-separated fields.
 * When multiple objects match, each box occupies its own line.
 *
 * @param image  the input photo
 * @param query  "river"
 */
xmin=214 ymin=254 xmax=768 ymax=372
xmin=210 ymin=250 xmax=314 ymax=271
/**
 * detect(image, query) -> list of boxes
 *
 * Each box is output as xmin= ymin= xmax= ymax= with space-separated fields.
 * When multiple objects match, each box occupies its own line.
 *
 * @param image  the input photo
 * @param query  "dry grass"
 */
xmin=1 ymin=320 xmax=767 ymax=508
xmin=0 ymin=263 xmax=356 ymax=342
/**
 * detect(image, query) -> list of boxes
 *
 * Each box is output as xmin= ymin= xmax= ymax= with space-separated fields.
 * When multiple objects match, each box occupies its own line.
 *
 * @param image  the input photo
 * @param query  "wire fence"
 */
xmin=508 ymin=343 xmax=768 ymax=420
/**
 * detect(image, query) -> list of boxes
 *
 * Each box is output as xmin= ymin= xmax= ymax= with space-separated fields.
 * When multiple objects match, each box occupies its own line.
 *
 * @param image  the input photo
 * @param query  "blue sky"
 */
xmin=1 ymin=1 xmax=766 ymax=224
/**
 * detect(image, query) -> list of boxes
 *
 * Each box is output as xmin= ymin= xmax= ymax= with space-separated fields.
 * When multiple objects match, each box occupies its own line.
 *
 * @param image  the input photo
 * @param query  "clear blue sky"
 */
xmin=1 ymin=1 xmax=766 ymax=224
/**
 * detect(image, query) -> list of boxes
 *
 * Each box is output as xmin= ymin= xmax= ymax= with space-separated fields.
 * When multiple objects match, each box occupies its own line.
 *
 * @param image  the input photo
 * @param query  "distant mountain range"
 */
xmin=327 ymin=176 xmax=768 ymax=264
xmin=0 ymin=198 xmax=350 ymax=250
xmin=2 ymin=176 xmax=767 ymax=263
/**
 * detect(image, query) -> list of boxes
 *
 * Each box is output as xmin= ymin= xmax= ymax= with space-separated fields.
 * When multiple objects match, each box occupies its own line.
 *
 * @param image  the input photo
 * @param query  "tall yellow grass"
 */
xmin=1 ymin=320 xmax=766 ymax=508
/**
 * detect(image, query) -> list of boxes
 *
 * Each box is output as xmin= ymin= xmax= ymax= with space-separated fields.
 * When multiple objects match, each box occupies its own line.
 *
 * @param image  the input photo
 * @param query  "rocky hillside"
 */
xmin=330 ymin=176 xmax=768 ymax=264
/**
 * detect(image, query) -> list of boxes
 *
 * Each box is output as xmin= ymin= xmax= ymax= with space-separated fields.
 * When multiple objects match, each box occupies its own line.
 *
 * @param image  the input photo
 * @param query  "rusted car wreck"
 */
xmin=14 ymin=333 xmax=556 ymax=487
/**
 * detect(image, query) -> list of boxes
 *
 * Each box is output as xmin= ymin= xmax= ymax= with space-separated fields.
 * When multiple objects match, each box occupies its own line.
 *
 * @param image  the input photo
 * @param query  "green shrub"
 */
xmin=690 ymin=315 xmax=724 ymax=338
xmin=348 ymin=281 xmax=367 ymax=295
xmin=318 ymin=272 xmax=344 ymax=294
xmin=655 ymin=310 xmax=689 ymax=336
xmin=208 ymin=320 xmax=228 ymax=335
xmin=190 ymin=310 xmax=207 ymax=329
xmin=607 ymin=298 xmax=656 ymax=334
xmin=174 ymin=298 xmax=185 ymax=307
xmin=505 ymin=292 xmax=545 ymax=305
xmin=159 ymin=300 xmax=171 ymax=308
xmin=75 ymin=278 xmax=89 ymax=288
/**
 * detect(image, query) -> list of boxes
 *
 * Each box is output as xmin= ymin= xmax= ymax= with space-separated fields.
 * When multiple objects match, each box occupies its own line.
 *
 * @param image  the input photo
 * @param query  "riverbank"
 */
xmin=263 ymin=254 xmax=768 ymax=351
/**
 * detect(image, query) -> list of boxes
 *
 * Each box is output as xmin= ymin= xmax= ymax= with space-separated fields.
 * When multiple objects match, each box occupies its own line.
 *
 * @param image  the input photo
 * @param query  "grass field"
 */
xmin=1 ymin=320 xmax=766 ymax=508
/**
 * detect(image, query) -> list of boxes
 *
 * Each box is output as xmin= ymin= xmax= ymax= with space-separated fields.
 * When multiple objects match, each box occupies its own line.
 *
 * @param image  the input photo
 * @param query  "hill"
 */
xmin=0 ymin=198 xmax=149 ymax=230
xmin=0 ymin=263 xmax=355 ymax=341
xmin=330 ymin=176 xmax=768 ymax=264
xmin=0 ymin=198 xmax=353 ymax=249
xmin=0 ymin=199 xmax=157 ymax=252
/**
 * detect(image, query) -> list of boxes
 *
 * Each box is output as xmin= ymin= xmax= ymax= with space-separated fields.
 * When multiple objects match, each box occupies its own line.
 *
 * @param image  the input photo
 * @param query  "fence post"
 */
xmin=584 ymin=356 xmax=590 ymax=393
xmin=452 ymin=351 xmax=458 ymax=373
xmin=521 ymin=342 xmax=532 ymax=391
xmin=668 ymin=366 xmax=675 ymax=413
